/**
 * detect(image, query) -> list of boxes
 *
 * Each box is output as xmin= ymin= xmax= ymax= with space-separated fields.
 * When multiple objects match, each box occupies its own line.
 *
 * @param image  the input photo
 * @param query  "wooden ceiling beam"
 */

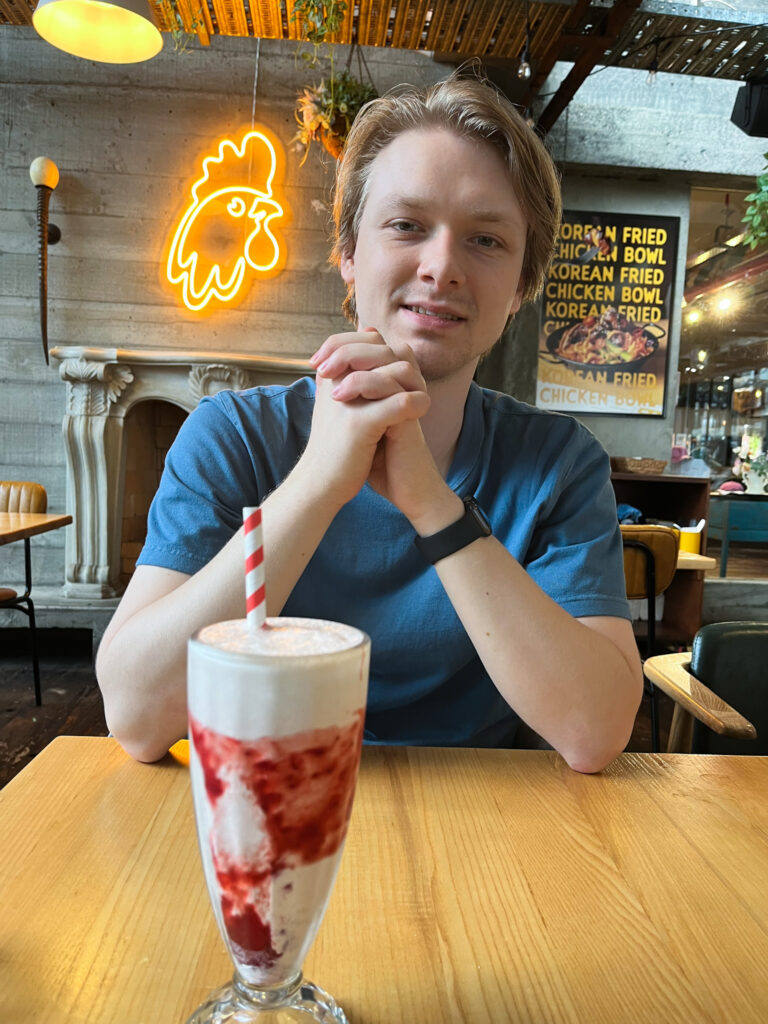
xmin=535 ymin=0 xmax=645 ymax=135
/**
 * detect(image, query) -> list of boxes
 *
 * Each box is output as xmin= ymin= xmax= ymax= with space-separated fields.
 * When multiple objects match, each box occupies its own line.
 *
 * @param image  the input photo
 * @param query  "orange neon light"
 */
xmin=167 ymin=129 xmax=286 ymax=312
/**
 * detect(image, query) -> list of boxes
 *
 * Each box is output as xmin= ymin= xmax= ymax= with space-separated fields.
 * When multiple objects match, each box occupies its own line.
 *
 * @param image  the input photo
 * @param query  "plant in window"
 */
xmin=742 ymin=152 xmax=768 ymax=250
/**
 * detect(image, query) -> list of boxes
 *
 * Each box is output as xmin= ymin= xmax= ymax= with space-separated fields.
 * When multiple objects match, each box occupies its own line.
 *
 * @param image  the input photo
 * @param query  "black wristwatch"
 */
xmin=414 ymin=496 xmax=492 ymax=565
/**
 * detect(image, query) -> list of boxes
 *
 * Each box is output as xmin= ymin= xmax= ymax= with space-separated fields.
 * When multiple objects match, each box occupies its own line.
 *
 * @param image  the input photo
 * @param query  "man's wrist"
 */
xmin=414 ymin=495 xmax=493 ymax=565
xmin=408 ymin=490 xmax=465 ymax=537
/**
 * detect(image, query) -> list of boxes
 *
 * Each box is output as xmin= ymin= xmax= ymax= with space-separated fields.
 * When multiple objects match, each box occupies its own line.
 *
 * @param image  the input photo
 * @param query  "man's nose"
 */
xmin=417 ymin=230 xmax=466 ymax=289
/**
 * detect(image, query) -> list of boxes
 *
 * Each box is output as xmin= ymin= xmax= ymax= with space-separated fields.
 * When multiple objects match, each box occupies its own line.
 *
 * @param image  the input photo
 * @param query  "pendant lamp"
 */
xmin=33 ymin=0 xmax=163 ymax=64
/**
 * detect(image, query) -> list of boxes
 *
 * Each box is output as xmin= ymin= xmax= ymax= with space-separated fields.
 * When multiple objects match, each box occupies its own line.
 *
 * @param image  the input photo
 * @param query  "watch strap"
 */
xmin=414 ymin=496 xmax=492 ymax=565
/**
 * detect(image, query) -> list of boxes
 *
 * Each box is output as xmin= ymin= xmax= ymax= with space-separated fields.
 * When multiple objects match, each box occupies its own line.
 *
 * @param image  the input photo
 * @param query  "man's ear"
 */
xmin=508 ymin=277 xmax=525 ymax=317
xmin=340 ymin=252 xmax=355 ymax=286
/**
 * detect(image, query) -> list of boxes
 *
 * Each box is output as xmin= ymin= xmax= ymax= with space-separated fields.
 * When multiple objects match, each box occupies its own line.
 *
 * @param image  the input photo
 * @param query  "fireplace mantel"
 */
xmin=50 ymin=345 xmax=312 ymax=599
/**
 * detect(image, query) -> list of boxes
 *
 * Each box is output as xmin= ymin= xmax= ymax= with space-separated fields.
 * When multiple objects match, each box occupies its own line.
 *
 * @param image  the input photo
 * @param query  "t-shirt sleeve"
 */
xmin=524 ymin=426 xmax=631 ymax=622
xmin=137 ymin=395 xmax=262 ymax=576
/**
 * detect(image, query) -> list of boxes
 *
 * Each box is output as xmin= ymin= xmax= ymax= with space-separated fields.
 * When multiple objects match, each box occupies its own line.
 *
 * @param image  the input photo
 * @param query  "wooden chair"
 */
xmin=620 ymin=525 xmax=680 ymax=753
xmin=0 ymin=481 xmax=48 ymax=705
xmin=644 ymin=621 xmax=766 ymax=753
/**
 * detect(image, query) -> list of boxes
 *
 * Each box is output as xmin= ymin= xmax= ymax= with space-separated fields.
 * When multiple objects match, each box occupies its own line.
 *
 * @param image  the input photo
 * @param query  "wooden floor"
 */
xmin=0 ymin=652 xmax=107 ymax=790
xmin=0 ymin=648 xmax=671 ymax=790
xmin=704 ymin=540 xmax=768 ymax=579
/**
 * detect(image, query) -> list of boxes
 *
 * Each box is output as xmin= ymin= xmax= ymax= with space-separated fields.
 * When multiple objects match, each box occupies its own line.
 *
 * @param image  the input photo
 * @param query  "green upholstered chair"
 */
xmin=644 ymin=621 xmax=767 ymax=754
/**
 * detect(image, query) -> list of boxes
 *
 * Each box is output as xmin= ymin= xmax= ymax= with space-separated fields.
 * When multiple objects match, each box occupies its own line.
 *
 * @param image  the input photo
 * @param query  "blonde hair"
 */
xmin=331 ymin=69 xmax=562 ymax=321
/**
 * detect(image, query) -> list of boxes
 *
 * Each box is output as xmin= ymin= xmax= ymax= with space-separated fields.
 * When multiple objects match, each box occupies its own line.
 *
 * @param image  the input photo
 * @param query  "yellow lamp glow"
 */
xmin=33 ymin=0 xmax=162 ymax=64
xmin=717 ymin=297 xmax=732 ymax=311
xmin=686 ymin=310 xmax=701 ymax=324
xmin=167 ymin=129 xmax=287 ymax=313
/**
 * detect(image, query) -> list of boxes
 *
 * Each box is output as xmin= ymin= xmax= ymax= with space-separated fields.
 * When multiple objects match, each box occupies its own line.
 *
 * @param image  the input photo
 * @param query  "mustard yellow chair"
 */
xmin=0 ymin=481 xmax=48 ymax=705
xmin=620 ymin=524 xmax=680 ymax=752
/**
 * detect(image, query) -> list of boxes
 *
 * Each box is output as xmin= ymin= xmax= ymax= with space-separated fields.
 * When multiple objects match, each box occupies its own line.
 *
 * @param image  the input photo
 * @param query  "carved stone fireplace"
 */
xmin=50 ymin=346 xmax=310 ymax=599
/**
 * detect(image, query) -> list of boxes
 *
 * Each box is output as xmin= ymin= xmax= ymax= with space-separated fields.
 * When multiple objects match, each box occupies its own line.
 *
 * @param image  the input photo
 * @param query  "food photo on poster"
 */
xmin=537 ymin=211 xmax=680 ymax=416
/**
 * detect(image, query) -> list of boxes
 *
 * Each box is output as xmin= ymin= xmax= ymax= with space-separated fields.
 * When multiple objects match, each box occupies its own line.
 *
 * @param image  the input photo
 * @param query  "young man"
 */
xmin=97 ymin=74 xmax=642 ymax=771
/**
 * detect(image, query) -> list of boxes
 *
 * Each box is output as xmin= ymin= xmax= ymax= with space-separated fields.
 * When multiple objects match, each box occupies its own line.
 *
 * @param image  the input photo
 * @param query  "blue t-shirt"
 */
xmin=138 ymin=377 xmax=629 ymax=747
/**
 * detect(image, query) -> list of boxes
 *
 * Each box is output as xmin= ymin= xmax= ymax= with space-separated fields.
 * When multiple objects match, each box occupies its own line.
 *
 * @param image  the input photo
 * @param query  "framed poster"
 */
xmin=536 ymin=210 xmax=680 ymax=416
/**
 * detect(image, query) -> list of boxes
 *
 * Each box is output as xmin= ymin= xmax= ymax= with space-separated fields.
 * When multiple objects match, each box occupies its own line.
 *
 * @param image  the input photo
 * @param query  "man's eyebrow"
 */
xmin=378 ymin=195 xmax=522 ymax=226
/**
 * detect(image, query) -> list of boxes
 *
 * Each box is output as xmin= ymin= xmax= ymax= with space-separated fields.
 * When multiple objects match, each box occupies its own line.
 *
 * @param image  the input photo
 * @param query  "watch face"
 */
xmin=465 ymin=497 xmax=492 ymax=535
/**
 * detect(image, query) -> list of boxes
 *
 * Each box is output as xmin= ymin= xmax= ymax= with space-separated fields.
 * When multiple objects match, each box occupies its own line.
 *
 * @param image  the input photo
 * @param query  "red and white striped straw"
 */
xmin=243 ymin=506 xmax=266 ymax=630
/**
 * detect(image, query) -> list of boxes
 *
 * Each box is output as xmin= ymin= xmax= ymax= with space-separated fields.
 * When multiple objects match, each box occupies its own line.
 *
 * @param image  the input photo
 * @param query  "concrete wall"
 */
xmin=0 ymin=30 xmax=442 ymax=587
xmin=543 ymin=63 xmax=767 ymax=182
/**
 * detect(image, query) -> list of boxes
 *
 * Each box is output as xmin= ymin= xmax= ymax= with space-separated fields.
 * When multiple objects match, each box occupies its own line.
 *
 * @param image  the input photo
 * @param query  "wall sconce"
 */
xmin=32 ymin=0 xmax=162 ymax=64
xmin=29 ymin=156 xmax=61 ymax=366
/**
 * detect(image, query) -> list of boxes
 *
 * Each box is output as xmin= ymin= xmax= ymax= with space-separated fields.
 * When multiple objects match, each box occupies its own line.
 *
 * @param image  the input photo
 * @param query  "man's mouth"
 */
xmin=403 ymin=305 xmax=464 ymax=321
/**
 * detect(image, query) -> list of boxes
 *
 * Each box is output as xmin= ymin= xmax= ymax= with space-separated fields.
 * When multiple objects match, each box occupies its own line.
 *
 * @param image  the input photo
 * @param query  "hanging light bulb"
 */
xmin=518 ymin=0 xmax=532 ymax=80
xmin=33 ymin=0 xmax=163 ymax=64
xmin=646 ymin=38 xmax=660 ymax=86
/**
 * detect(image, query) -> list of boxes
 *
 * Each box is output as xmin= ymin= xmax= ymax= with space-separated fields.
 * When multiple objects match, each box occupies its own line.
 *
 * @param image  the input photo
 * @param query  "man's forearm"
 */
xmin=432 ymin=536 xmax=643 ymax=773
xmin=97 ymin=463 xmax=343 ymax=762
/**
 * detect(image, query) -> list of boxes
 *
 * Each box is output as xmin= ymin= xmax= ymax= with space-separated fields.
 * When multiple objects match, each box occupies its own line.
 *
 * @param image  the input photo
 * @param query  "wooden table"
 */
xmin=2 ymin=738 xmax=767 ymax=1023
xmin=0 ymin=511 xmax=73 ymax=546
xmin=677 ymin=548 xmax=716 ymax=571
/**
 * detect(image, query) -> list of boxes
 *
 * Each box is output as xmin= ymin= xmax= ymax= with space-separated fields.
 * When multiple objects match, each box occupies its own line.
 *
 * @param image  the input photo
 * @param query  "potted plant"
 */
xmin=295 ymin=69 xmax=377 ymax=161
xmin=743 ymin=452 xmax=768 ymax=494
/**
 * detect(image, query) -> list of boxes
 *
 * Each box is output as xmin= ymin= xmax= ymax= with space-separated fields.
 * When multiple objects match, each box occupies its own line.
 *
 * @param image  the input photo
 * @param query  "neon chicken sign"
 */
xmin=166 ymin=128 xmax=287 ymax=312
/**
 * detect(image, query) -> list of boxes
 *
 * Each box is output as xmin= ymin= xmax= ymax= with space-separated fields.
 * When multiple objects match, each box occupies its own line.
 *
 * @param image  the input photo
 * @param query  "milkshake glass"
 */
xmin=186 ymin=616 xmax=370 ymax=1023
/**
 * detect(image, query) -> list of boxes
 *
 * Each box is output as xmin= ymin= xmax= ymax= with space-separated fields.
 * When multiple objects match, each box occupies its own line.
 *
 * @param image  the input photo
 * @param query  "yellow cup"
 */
xmin=678 ymin=529 xmax=701 ymax=555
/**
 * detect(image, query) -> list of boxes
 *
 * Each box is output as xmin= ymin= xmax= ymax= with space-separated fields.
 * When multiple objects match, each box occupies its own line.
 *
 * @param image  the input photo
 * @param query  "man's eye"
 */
xmin=474 ymin=235 xmax=500 ymax=248
xmin=391 ymin=220 xmax=418 ymax=232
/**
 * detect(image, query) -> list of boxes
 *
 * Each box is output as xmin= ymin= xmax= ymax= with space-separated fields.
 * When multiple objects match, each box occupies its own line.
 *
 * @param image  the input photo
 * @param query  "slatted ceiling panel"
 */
xmin=424 ymin=0 xmax=469 ymax=53
xmin=602 ymin=12 xmax=768 ymax=81
xmin=0 ymin=0 xmax=32 ymax=23
xmin=673 ymin=32 xmax=733 ymax=76
xmin=249 ymin=0 xmax=282 ymax=38
xmin=382 ymin=1 xmax=399 ymax=48
xmin=334 ymin=1 xmax=355 ymax=47
xmin=5 ymin=0 xmax=767 ymax=84
xmin=355 ymin=0 xmax=382 ymax=49
xmin=388 ymin=0 xmax=414 ymax=50
xmin=489 ymin=2 xmax=558 ymax=60
xmin=208 ymin=0 xmax=250 ymax=36
xmin=477 ymin=1 xmax=520 ymax=56
xmin=459 ymin=0 xmax=509 ymax=56
xmin=172 ymin=0 xmax=211 ymax=42
xmin=398 ymin=0 xmax=431 ymax=51
xmin=729 ymin=34 xmax=768 ymax=79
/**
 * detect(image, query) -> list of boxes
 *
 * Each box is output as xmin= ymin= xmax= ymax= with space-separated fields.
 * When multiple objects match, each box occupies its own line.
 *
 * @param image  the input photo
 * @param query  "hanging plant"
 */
xmin=295 ymin=69 xmax=377 ymax=162
xmin=291 ymin=0 xmax=347 ymax=59
xmin=290 ymin=0 xmax=376 ymax=163
xmin=742 ymin=151 xmax=768 ymax=250
xmin=163 ymin=0 xmax=205 ymax=53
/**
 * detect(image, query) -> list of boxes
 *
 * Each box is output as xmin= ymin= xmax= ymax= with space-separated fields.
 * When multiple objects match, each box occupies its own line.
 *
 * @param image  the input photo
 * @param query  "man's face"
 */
xmin=340 ymin=128 xmax=527 ymax=384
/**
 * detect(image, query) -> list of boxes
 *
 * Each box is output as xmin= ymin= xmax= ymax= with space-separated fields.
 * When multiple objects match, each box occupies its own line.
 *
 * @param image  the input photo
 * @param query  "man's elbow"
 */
xmin=561 ymin=717 xmax=637 ymax=775
xmin=564 ymin=744 xmax=623 ymax=775
xmin=98 ymin=665 xmax=176 ymax=764
xmin=106 ymin=709 xmax=175 ymax=764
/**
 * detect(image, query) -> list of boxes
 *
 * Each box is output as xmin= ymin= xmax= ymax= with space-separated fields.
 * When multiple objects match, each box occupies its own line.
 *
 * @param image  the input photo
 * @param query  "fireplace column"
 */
xmin=58 ymin=356 xmax=135 ymax=598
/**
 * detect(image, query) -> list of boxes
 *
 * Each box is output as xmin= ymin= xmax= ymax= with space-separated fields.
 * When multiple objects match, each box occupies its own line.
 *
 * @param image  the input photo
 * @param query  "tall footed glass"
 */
xmin=186 ymin=616 xmax=370 ymax=1023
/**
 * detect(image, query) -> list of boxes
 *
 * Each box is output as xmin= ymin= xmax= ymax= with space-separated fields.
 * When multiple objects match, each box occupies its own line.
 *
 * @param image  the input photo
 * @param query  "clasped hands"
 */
xmin=304 ymin=329 xmax=457 ymax=531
